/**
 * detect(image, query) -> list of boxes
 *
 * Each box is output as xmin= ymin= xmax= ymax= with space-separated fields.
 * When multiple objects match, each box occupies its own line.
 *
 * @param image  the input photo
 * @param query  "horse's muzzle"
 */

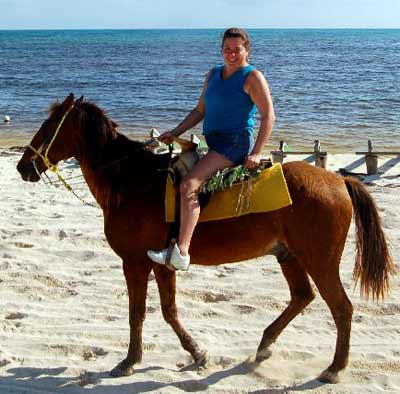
xmin=16 ymin=160 xmax=41 ymax=182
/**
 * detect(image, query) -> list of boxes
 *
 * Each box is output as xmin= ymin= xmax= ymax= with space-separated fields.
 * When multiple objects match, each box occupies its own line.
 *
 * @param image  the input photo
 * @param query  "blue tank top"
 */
xmin=203 ymin=64 xmax=257 ymax=136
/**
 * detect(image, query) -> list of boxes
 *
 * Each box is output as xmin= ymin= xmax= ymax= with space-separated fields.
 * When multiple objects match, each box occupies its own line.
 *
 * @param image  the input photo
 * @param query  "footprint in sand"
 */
xmin=0 ymin=359 xmax=11 ymax=368
xmin=5 ymin=312 xmax=27 ymax=320
xmin=13 ymin=241 xmax=34 ymax=248
xmin=201 ymin=309 xmax=219 ymax=317
xmin=82 ymin=251 xmax=96 ymax=261
xmin=212 ymin=355 xmax=237 ymax=368
xmin=146 ymin=306 xmax=156 ymax=313
xmin=202 ymin=291 xmax=237 ymax=302
xmin=221 ymin=266 xmax=237 ymax=274
xmin=183 ymin=290 xmax=238 ymax=303
xmin=82 ymin=346 xmax=108 ymax=361
xmin=59 ymin=230 xmax=68 ymax=240
xmin=10 ymin=229 xmax=33 ymax=237
xmin=0 ymin=261 xmax=11 ymax=270
xmin=232 ymin=304 xmax=257 ymax=314
xmin=76 ymin=371 xmax=99 ymax=387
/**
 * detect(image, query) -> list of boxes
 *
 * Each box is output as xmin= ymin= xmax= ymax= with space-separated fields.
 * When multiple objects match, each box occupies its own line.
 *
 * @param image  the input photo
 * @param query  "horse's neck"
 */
xmin=78 ymin=161 xmax=114 ymax=210
xmin=77 ymin=137 xmax=170 ymax=211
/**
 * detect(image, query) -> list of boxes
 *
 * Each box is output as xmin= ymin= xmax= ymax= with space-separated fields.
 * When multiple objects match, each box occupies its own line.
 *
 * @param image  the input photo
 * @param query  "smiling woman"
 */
xmin=147 ymin=27 xmax=276 ymax=271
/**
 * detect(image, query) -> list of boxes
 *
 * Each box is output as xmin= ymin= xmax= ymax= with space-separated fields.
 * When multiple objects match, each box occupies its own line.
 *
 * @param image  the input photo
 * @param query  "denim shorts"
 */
xmin=205 ymin=131 xmax=254 ymax=166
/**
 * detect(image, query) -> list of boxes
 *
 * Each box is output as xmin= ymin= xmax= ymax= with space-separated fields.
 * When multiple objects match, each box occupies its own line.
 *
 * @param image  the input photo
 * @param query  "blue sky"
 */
xmin=0 ymin=0 xmax=399 ymax=29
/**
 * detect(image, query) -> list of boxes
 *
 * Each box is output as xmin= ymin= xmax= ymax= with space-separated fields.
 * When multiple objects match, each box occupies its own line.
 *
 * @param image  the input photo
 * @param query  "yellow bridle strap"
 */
xmin=26 ymin=104 xmax=93 ymax=205
xmin=28 ymin=105 xmax=74 ymax=172
xmin=44 ymin=105 xmax=74 ymax=160
xmin=28 ymin=144 xmax=58 ymax=173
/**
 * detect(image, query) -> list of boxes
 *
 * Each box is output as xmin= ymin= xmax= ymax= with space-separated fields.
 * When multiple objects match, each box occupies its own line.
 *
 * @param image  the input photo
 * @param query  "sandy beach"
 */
xmin=0 ymin=148 xmax=399 ymax=394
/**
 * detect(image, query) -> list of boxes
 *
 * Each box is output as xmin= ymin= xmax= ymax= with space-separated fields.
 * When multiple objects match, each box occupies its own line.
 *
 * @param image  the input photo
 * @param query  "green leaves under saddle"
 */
xmin=201 ymin=164 xmax=264 ymax=195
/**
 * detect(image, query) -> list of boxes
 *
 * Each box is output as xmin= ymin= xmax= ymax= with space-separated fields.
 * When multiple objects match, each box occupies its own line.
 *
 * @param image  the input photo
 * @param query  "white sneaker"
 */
xmin=147 ymin=243 xmax=190 ymax=271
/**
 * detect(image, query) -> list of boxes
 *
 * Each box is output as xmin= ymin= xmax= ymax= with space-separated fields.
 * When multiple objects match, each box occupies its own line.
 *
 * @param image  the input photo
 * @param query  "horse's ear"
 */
xmin=111 ymin=120 xmax=119 ymax=129
xmin=76 ymin=95 xmax=84 ymax=104
xmin=62 ymin=93 xmax=75 ymax=108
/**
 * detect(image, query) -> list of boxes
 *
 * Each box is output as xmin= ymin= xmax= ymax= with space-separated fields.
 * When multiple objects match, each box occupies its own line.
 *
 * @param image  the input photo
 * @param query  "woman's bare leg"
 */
xmin=178 ymin=150 xmax=233 ymax=255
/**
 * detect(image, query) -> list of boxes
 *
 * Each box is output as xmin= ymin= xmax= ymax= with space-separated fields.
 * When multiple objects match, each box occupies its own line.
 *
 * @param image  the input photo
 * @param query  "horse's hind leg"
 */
xmin=256 ymin=255 xmax=315 ymax=361
xmin=154 ymin=265 xmax=208 ymax=366
xmin=308 ymin=269 xmax=353 ymax=384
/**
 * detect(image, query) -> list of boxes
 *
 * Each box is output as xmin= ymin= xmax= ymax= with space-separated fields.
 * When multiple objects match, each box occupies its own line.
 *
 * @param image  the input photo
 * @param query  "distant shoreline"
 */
xmin=2 ymin=131 xmax=399 ymax=154
xmin=1 ymin=28 xmax=400 ymax=32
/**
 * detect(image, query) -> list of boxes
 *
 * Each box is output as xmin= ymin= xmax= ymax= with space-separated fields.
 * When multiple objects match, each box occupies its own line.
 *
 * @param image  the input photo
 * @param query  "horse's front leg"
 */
xmin=110 ymin=259 xmax=152 ymax=377
xmin=154 ymin=265 xmax=208 ymax=367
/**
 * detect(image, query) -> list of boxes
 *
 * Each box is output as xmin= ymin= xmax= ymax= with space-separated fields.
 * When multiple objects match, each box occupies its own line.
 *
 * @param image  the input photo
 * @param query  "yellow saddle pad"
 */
xmin=165 ymin=163 xmax=292 ymax=223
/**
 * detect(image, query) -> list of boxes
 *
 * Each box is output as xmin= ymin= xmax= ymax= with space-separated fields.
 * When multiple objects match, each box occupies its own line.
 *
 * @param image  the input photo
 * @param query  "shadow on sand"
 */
xmin=1 ymin=361 xmax=327 ymax=394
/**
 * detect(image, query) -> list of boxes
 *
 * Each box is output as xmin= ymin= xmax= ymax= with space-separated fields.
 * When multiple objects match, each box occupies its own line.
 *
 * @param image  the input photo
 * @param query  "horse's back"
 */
xmin=280 ymin=160 xmax=353 ymax=263
xmin=281 ymin=160 xmax=353 ymax=220
xmin=282 ymin=161 xmax=350 ymax=204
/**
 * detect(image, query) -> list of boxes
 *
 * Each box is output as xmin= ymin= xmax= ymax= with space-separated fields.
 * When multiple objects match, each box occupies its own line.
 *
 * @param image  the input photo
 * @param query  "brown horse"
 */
xmin=17 ymin=94 xmax=393 ymax=383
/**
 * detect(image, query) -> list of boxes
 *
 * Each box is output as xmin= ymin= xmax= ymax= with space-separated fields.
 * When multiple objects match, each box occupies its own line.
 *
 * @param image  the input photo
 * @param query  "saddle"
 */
xmin=166 ymin=138 xmax=292 ymax=223
xmin=170 ymin=137 xmax=202 ymax=178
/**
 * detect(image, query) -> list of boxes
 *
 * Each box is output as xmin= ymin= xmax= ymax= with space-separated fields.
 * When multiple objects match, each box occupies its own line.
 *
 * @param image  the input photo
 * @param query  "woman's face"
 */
xmin=221 ymin=37 xmax=248 ymax=68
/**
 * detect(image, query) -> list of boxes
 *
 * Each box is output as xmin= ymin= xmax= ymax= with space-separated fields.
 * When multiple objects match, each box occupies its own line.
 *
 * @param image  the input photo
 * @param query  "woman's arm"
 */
xmin=158 ymin=72 xmax=210 ymax=144
xmin=244 ymin=70 xmax=276 ymax=168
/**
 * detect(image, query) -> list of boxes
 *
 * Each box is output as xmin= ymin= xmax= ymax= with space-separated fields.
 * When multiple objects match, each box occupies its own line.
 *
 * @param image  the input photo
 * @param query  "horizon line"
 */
xmin=1 ymin=27 xmax=400 ymax=32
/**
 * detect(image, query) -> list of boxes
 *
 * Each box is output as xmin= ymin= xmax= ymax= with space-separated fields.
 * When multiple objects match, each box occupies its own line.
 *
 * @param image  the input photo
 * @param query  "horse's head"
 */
xmin=17 ymin=93 xmax=80 ymax=182
xmin=17 ymin=93 xmax=118 ymax=182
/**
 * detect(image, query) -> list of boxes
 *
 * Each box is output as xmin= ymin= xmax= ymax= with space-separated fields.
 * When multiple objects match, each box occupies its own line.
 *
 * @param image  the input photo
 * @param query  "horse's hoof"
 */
xmin=255 ymin=348 xmax=272 ymax=362
xmin=317 ymin=368 xmax=340 ymax=384
xmin=194 ymin=349 xmax=209 ymax=367
xmin=109 ymin=362 xmax=135 ymax=377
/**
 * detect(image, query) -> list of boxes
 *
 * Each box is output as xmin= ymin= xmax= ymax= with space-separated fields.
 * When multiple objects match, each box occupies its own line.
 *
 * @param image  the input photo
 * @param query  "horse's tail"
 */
xmin=344 ymin=177 xmax=394 ymax=300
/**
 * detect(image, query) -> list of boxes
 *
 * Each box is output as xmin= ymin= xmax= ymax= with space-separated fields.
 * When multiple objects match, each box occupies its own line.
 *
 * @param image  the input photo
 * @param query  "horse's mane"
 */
xmin=49 ymin=100 xmax=171 ymax=207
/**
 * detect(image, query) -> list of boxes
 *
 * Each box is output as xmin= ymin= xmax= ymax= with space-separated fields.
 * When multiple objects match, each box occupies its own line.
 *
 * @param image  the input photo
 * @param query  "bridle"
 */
xmin=26 ymin=104 xmax=96 ymax=204
xmin=28 ymin=104 xmax=75 ymax=174
xmin=26 ymin=103 xmax=170 ymax=206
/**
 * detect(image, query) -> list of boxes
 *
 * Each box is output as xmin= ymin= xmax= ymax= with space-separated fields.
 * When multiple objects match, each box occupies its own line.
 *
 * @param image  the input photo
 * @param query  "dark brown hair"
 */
xmin=221 ymin=27 xmax=251 ymax=52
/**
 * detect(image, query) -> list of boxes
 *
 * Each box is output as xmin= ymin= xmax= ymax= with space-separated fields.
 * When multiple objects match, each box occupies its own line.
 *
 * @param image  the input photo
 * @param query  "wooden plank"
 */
xmin=270 ymin=151 xmax=327 ymax=155
xmin=355 ymin=152 xmax=400 ymax=155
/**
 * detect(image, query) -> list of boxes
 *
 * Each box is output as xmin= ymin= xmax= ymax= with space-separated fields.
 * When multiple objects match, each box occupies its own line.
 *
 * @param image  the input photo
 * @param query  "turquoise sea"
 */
xmin=0 ymin=29 xmax=399 ymax=151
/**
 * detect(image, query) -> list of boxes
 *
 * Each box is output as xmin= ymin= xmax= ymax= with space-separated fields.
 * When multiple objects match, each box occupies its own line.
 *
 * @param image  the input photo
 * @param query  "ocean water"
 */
xmin=0 ymin=29 xmax=399 ymax=151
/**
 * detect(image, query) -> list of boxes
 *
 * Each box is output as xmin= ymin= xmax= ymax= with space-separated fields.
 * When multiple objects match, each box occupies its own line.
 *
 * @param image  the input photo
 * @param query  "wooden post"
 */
xmin=365 ymin=140 xmax=378 ymax=175
xmin=313 ymin=140 xmax=327 ymax=169
xmin=271 ymin=140 xmax=286 ymax=163
xmin=271 ymin=150 xmax=284 ymax=164
xmin=366 ymin=154 xmax=378 ymax=175
xmin=147 ymin=128 xmax=164 ymax=153
xmin=279 ymin=140 xmax=287 ymax=152
xmin=355 ymin=141 xmax=399 ymax=171
xmin=313 ymin=140 xmax=321 ymax=153
xmin=316 ymin=152 xmax=327 ymax=169
xmin=150 ymin=128 xmax=160 ymax=138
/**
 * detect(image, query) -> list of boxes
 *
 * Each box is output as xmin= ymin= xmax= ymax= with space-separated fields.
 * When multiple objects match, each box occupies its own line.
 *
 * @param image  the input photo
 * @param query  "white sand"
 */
xmin=0 ymin=149 xmax=399 ymax=394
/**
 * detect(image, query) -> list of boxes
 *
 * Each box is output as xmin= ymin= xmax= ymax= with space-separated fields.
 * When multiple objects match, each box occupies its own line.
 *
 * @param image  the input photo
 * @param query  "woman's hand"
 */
xmin=244 ymin=153 xmax=261 ymax=169
xmin=158 ymin=131 xmax=176 ymax=145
